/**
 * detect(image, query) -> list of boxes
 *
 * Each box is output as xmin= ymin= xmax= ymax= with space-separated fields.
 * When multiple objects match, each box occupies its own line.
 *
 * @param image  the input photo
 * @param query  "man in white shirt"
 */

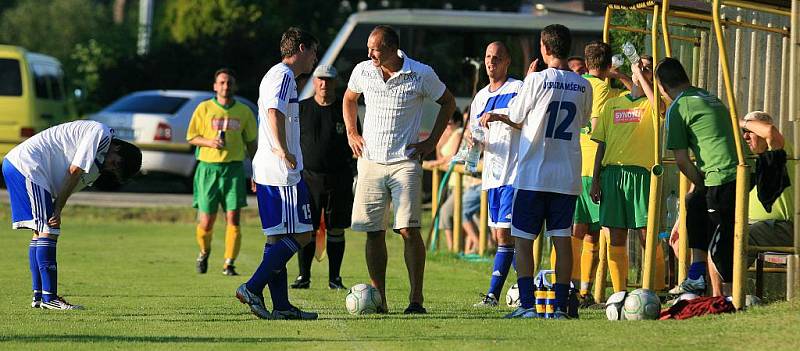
xmin=3 ymin=120 xmax=142 ymax=310
xmin=470 ymin=41 xmax=524 ymax=308
xmin=235 ymin=27 xmax=319 ymax=320
xmin=343 ymin=25 xmax=456 ymax=314
xmin=483 ymin=24 xmax=592 ymax=319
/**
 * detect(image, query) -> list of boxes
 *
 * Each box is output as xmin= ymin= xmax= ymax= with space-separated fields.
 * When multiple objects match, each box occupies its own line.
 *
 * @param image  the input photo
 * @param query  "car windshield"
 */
xmin=0 ymin=58 xmax=22 ymax=96
xmin=105 ymin=95 xmax=190 ymax=114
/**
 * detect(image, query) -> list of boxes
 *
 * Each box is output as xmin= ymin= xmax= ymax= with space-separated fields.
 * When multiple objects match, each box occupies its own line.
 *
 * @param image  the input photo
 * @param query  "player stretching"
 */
xmin=3 ymin=120 xmax=141 ymax=309
xmin=483 ymin=24 xmax=592 ymax=319
xmin=470 ymin=41 xmax=524 ymax=307
xmin=235 ymin=27 xmax=319 ymax=320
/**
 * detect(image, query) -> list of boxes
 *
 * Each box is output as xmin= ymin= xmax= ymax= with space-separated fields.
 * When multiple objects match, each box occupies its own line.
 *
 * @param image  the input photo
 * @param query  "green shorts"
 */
xmin=193 ymin=161 xmax=247 ymax=213
xmin=574 ymin=176 xmax=600 ymax=232
xmin=599 ymin=165 xmax=650 ymax=229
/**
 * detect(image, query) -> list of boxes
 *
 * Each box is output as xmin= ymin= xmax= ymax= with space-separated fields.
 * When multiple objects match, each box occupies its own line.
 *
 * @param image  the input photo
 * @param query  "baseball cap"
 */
xmin=313 ymin=65 xmax=337 ymax=78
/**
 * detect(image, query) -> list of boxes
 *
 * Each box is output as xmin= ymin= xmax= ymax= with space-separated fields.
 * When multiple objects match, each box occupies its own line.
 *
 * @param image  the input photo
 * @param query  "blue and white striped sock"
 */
xmin=36 ymin=238 xmax=58 ymax=303
xmin=29 ymin=239 xmax=41 ymax=300
xmin=488 ymin=246 xmax=515 ymax=297
xmin=246 ymin=237 xmax=300 ymax=309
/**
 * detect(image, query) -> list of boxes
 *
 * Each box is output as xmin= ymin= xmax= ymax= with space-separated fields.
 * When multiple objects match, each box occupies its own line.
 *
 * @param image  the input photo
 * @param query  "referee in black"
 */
xmin=292 ymin=64 xmax=354 ymax=290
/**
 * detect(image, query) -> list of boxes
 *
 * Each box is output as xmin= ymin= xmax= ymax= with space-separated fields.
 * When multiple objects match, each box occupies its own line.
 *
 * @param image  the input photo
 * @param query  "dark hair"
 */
xmin=655 ymin=57 xmax=691 ymax=89
xmin=541 ymin=24 xmax=572 ymax=59
xmin=584 ymin=41 xmax=611 ymax=70
xmin=449 ymin=108 xmax=464 ymax=128
xmin=370 ymin=25 xmax=400 ymax=49
xmin=214 ymin=68 xmax=236 ymax=81
xmin=567 ymin=56 xmax=585 ymax=63
xmin=112 ymin=139 xmax=142 ymax=181
xmin=488 ymin=41 xmax=511 ymax=59
xmin=640 ymin=54 xmax=654 ymax=63
xmin=280 ymin=26 xmax=319 ymax=58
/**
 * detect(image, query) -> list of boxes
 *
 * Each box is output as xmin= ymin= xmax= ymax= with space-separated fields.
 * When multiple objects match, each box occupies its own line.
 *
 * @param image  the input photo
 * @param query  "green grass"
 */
xmin=0 ymin=204 xmax=798 ymax=350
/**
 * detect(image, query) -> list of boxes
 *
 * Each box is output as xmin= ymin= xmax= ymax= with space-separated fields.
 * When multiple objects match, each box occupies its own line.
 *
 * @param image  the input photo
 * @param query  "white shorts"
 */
xmin=255 ymin=179 xmax=314 ymax=235
xmin=351 ymin=158 xmax=422 ymax=233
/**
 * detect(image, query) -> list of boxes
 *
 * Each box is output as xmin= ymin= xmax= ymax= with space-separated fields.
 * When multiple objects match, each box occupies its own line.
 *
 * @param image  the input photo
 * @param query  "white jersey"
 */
xmin=253 ymin=63 xmax=303 ymax=186
xmin=5 ymin=120 xmax=112 ymax=195
xmin=470 ymin=78 xmax=523 ymax=190
xmin=509 ymin=68 xmax=593 ymax=195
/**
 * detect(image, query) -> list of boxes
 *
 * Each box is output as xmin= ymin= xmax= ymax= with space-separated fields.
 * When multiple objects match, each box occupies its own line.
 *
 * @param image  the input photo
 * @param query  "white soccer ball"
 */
xmin=605 ymin=291 xmax=628 ymax=320
xmin=506 ymin=283 xmax=520 ymax=307
xmin=345 ymin=283 xmax=382 ymax=315
xmin=623 ymin=288 xmax=661 ymax=320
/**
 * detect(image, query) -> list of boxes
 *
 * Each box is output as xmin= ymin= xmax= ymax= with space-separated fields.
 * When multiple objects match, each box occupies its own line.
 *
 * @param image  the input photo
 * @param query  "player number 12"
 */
xmin=544 ymin=100 xmax=576 ymax=141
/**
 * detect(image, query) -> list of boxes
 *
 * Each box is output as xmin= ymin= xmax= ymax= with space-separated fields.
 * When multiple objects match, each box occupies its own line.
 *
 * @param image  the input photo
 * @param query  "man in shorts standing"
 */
xmin=343 ymin=25 xmax=456 ymax=314
xmin=235 ymin=27 xmax=319 ymax=320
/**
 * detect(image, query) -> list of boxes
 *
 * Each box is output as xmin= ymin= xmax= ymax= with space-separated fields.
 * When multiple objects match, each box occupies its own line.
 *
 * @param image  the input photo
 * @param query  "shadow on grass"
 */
xmin=1 ymin=334 xmax=509 ymax=344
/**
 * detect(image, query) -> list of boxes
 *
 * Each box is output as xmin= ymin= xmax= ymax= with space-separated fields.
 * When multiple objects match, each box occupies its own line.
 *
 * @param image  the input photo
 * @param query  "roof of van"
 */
xmin=0 ymin=44 xmax=61 ymax=64
xmin=343 ymin=8 xmax=604 ymax=32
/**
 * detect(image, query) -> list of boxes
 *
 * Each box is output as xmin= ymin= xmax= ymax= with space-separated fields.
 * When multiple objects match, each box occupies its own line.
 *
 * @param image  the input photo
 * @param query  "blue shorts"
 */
xmin=256 ymin=179 xmax=313 ymax=236
xmin=2 ymin=159 xmax=59 ymax=234
xmin=511 ymin=189 xmax=577 ymax=240
xmin=462 ymin=185 xmax=482 ymax=221
xmin=487 ymin=185 xmax=514 ymax=228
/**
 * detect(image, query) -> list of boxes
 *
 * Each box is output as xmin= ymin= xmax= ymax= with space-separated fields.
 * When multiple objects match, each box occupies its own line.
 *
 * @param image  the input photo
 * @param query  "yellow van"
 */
xmin=0 ymin=45 xmax=70 ymax=160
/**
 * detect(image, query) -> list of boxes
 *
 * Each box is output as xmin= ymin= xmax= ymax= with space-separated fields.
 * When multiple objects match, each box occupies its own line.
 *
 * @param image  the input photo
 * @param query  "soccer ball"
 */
xmin=605 ymin=291 xmax=628 ymax=320
xmin=623 ymin=288 xmax=661 ymax=320
xmin=506 ymin=283 xmax=520 ymax=307
xmin=345 ymin=283 xmax=382 ymax=315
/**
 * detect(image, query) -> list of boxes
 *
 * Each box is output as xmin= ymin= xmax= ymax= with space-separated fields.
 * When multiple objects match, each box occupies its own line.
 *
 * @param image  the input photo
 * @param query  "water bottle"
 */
xmin=660 ymin=191 xmax=678 ymax=239
xmin=622 ymin=42 xmax=640 ymax=65
xmin=612 ymin=54 xmax=625 ymax=69
xmin=464 ymin=127 xmax=484 ymax=173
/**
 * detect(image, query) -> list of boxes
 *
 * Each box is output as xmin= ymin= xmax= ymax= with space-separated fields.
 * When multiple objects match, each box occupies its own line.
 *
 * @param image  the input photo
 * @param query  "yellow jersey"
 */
xmin=592 ymin=94 xmax=661 ymax=169
xmin=186 ymin=98 xmax=257 ymax=163
xmin=580 ymin=74 xmax=621 ymax=176
xmin=749 ymin=146 xmax=794 ymax=222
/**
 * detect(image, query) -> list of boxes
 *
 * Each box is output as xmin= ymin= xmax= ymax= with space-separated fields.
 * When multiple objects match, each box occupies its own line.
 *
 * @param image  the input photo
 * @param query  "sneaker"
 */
xmin=290 ymin=276 xmax=310 ymax=289
xmin=578 ymin=293 xmax=596 ymax=309
xmin=272 ymin=305 xmax=319 ymax=320
xmin=473 ymin=293 xmax=499 ymax=307
xmin=669 ymin=276 xmax=706 ymax=295
xmin=40 ymin=296 xmax=84 ymax=310
xmin=235 ymin=284 xmax=272 ymax=319
xmin=403 ymin=302 xmax=427 ymax=314
xmin=222 ymin=265 xmax=239 ymax=276
xmin=196 ymin=252 xmax=209 ymax=274
xmin=504 ymin=307 xmax=539 ymax=319
xmin=567 ymin=289 xmax=580 ymax=319
xmin=328 ymin=277 xmax=346 ymax=290
xmin=551 ymin=310 xmax=571 ymax=320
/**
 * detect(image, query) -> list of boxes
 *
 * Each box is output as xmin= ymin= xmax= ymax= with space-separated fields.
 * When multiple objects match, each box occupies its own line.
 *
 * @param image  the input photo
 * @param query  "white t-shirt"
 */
xmin=510 ymin=68 xmax=593 ymax=195
xmin=253 ymin=63 xmax=303 ymax=186
xmin=5 ymin=120 xmax=112 ymax=195
xmin=470 ymin=78 xmax=523 ymax=190
xmin=347 ymin=50 xmax=447 ymax=164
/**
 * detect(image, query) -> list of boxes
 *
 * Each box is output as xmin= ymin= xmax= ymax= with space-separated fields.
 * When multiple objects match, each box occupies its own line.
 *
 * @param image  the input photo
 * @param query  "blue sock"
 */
xmin=246 ymin=237 xmax=300 ymax=304
xmin=268 ymin=268 xmax=290 ymax=310
xmin=553 ymin=283 xmax=569 ymax=313
xmin=488 ymin=245 xmax=515 ymax=297
xmin=29 ymin=239 xmax=41 ymax=300
xmin=688 ymin=262 xmax=706 ymax=280
xmin=36 ymin=238 xmax=58 ymax=302
xmin=518 ymin=276 xmax=535 ymax=309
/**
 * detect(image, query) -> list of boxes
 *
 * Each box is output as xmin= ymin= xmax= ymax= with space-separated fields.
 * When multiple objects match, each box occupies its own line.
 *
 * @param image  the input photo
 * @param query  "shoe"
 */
xmin=328 ymin=277 xmax=346 ymax=290
xmin=403 ymin=302 xmax=427 ymax=314
xmin=272 ymin=305 xmax=318 ymax=320
xmin=567 ymin=289 xmax=580 ymax=319
xmin=290 ymin=276 xmax=310 ymax=289
xmin=578 ymin=293 xmax=596 ymax=309
xmin=504 ymin=307 xmax=539 ymax=319
xmin=222 ymin=265 xmax=239 ymax=276
xmin=668 ymin=276 xmax=706 ymax=295
xmin=552 ymin=310 xmax=571 ymax=320
xmin=376 ymin=305 xmax=389 ymax=314
xmin=40 ymin=296 xmax=84 ymax=310
xmin=31 ymin=299 xmax=41 ymax=308
xmin=473 ymin=293 xmax=499 ymax=307
xmin=235 ymin=284 xmax=272 ymax=319
xmin=196 ymin=252 xmax=209 ymax=274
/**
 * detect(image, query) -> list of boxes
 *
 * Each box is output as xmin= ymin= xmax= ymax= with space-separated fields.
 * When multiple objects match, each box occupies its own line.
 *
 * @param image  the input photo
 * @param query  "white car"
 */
xmin=89 ymin=90 xmax=257 ymax=180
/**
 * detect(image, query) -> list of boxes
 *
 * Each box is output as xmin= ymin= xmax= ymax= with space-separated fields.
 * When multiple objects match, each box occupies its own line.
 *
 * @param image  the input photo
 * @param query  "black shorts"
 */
xmin=685 ymin=180 xmax=736 ymax=282
xmin=302 ymin=169 xmax=354 ymax=230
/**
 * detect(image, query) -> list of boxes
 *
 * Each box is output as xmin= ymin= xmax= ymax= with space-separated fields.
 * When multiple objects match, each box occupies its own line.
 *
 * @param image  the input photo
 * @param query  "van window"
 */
xmin=30 ymin=62 xmax=64 ymax=100
xmin=105 ymin=95 xmax=190 ymax=114
xmin=0 ymin=59 xmax=22 ymax=96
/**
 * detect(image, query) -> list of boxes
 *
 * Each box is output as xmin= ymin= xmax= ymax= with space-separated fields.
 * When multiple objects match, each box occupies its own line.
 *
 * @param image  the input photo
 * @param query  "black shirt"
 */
xmin=299 ymin=97 xmax=354 ymax=174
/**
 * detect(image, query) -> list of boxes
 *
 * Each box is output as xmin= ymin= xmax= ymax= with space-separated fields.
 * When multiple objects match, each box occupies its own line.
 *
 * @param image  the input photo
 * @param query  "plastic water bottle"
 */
xmin=612 ymin=54 xmax=625 ymax=69
xmin=622 ymin=42 xmax=640 ymax=65
xmin=660 ymin=191 xmax=678 ymax=239
xmin=464 ymin=127 xmax=484 ymax=173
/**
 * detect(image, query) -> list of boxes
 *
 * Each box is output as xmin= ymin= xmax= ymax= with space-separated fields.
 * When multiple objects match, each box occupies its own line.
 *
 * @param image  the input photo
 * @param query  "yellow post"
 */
xmin=593 ymin=230 xmax=609 ymax=302
xmin=791 ymin=0 xmax=800 ymax=301
xmin=453 ymin=170 xmax=463 ymax=254
xmin=677 ymin=175 xmax=690 ymax=282
xmin=712 ymin=0 xmax=749 ymax=309
xmin=603 ymin=6 xmax=612 ymax=44
xmin=479 ymin=190 xmax=488 ymax=256
xmin=431 ymin=167 xmax=440 ymax=224
xmin=661 ymin=0 xmax=672 ymax=57
xmin=642 ymin=4 xmax=663 ymax=291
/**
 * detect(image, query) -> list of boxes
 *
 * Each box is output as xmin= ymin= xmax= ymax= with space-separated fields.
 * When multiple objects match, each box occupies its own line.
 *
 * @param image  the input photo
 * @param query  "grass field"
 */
xmin=0 ymin=204 xmax=798 ymax=350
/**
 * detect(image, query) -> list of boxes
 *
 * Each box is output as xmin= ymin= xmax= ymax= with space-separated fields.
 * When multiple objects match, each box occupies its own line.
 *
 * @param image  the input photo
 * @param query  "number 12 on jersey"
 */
xmin=544 ymin=101 xmax=576 ymax=141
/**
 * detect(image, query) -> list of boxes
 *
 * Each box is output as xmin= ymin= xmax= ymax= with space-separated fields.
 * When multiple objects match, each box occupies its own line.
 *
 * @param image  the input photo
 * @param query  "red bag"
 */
xmin=659 ymin=296 xmax=736 ymax=320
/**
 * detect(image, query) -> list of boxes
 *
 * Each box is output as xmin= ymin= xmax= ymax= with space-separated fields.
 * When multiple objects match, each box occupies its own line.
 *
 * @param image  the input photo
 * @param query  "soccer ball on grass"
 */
xmin=506 ymin=283 xmax=520 ymax=307
xmin=345 ymin=283 xmax=382 ymax=315
xmin=622 ymin=288 xmax=661 ymax=320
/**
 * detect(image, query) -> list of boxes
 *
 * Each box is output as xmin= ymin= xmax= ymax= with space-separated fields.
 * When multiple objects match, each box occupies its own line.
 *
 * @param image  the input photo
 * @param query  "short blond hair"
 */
xmin=744 ymin=110 xmax=773 ymax=123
